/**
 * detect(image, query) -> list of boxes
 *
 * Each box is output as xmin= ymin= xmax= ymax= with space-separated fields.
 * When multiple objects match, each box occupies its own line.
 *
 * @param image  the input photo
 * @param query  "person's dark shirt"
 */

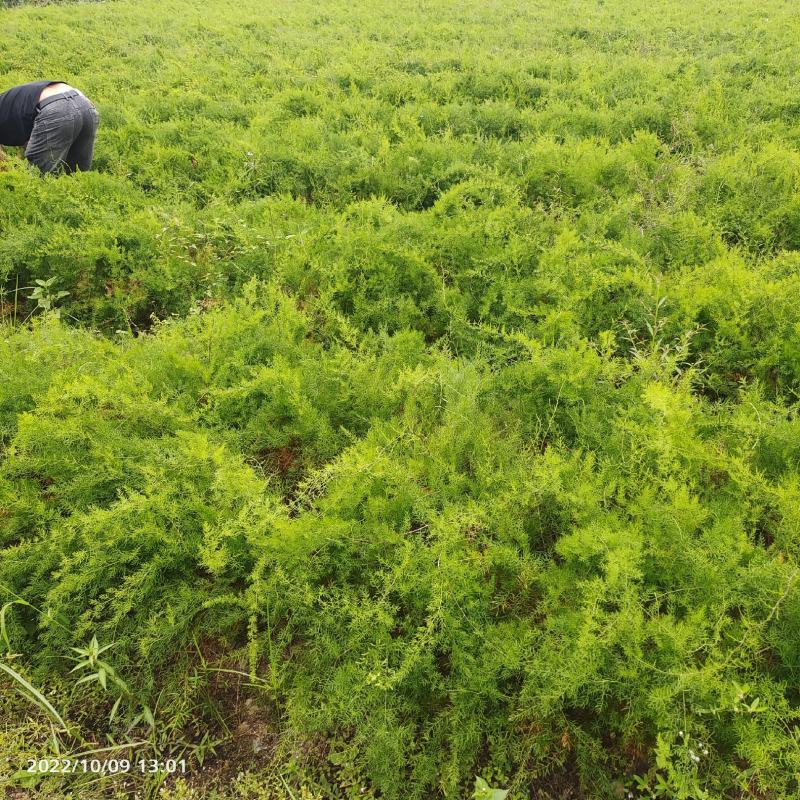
xmin=0 ymin=81 xmax=57 ymax=146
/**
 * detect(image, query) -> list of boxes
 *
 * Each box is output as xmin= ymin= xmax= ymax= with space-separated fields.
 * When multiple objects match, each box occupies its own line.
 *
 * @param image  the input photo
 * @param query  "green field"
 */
xmin=2 ymin=0 xmax=800 ymax=797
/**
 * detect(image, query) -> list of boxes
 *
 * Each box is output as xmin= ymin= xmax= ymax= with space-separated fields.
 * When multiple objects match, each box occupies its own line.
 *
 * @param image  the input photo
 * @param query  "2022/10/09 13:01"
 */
xmin=25 ymin=758 xmax=187 ymax=774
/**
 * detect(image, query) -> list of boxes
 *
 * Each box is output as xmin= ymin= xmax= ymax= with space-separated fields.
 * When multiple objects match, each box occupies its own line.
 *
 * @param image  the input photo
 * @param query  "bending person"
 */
xmin=0 ymin=81 xmax=99 ymax=174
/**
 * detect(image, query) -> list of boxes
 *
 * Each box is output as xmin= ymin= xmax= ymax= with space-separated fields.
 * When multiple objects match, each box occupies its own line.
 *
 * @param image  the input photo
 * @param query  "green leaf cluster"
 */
xmin=3 ymin=0 xmax=800 ymax=797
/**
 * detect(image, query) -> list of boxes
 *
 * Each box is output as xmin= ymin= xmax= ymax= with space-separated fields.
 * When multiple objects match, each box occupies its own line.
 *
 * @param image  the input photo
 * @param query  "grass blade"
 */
xmin=0 ymin=661 xmax=69 ymax=731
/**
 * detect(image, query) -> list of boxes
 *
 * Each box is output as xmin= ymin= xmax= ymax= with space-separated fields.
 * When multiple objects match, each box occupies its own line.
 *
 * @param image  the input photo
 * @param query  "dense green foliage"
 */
xmin=3 ymin=0 xmax=800 ymax=797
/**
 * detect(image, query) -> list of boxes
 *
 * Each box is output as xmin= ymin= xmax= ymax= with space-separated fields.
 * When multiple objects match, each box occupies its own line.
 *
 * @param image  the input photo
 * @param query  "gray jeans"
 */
xmin=24 ymin=90 xmax=100 ymax=174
